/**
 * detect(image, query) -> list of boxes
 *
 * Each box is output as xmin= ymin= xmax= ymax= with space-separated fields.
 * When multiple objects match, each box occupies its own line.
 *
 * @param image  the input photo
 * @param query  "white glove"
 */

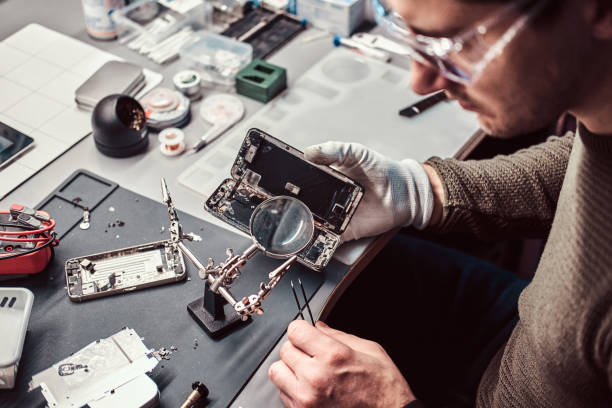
xmin=304 ymin=142 xmax=434 ymax=242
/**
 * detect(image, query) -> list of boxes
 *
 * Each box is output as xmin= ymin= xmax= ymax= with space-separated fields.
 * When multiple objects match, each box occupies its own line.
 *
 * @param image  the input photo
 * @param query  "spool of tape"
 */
xmin=158 ymin=128 xmax=185 ymax=156
xmin=140 ymin=87 xmax=191 ymax=130
xmin=199 ymin=94 xmax=244 ymax=125
xmin=141 ymin=87 xmax=179 ymax=112
xmin=173 ymin=70 xmax=202 ymax=99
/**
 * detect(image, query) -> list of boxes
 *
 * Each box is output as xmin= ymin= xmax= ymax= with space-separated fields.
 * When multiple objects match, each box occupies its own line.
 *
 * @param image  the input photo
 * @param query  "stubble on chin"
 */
xmin=476 ymin=112 xmax=523 ymax=139
xmin=475 ymin=96 xmax=557 ymax=138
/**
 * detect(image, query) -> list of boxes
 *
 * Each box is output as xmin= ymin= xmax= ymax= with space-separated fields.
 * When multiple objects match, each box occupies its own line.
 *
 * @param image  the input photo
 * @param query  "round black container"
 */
xmin=92 ymin=94 xmax=149 ymax=157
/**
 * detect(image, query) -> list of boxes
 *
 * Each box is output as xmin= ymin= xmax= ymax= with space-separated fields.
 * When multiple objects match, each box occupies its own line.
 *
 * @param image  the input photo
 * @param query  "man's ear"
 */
xmin=590 ymin=0 xmax=612 ymax=39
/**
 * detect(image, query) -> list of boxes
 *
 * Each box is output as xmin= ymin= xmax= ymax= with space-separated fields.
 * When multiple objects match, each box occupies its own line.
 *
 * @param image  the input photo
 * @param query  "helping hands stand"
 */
xmin=161 ymin=178 xmax=298 ymax=338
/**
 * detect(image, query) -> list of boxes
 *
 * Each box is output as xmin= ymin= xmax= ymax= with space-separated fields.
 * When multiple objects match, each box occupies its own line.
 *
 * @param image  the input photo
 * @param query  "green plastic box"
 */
xmin=235 ymin=59 xmax=287 ymax=103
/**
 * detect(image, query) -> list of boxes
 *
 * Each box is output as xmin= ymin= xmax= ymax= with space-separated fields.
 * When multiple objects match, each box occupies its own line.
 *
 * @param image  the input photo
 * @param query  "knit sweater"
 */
xmin=425 ymin=126 xmax=612 ymax=407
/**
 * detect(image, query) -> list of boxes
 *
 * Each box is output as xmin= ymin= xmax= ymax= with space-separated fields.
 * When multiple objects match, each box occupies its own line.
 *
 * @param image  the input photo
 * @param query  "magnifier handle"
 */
xmin=243 ymin=243 xmax=259 ymax=259
xmin=268 ymin=255 xmax=298 ymax=280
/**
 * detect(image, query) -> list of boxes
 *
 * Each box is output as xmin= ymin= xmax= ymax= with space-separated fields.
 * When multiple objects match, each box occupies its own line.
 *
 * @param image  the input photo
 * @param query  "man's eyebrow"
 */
xmin=408 ymin=24 xmax=465 ymax=38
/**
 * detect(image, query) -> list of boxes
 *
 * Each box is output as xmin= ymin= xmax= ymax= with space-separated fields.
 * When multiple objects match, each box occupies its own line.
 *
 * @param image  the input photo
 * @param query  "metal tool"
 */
xmin=236 ymin=13 xmax=279 ymax=42
xmin=179 ymin=381 xmax=209 ymax=408
xmin=290 ymin=280 xmax=305 ymax=320
xmin=298 ymin=278 xmax=314 ymax=325
xmin=333 ymin=35 xmax=391 ymax=62
xmin=399 ymin=91 xmax=448 ymax=118
xmin=302 ymin=30 xmax=328 ymax=44
xmin=189 ymin=94 xmax=245 ymax=154
xmin=350 ymin=32 xmax=413 ymax=56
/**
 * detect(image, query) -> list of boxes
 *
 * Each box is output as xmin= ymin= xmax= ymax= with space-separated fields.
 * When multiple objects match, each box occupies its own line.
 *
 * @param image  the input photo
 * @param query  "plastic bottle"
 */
xmin=81 ymin=0 xmax=126 ymax=40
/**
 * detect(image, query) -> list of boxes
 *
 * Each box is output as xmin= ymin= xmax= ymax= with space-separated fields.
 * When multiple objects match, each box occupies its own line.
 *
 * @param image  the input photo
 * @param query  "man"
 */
xmin=268 ymin=0 xmax=612 ymax=407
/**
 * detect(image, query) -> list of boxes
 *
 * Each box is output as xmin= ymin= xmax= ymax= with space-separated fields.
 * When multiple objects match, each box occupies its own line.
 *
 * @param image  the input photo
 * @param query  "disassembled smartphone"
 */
xmin=65 ymin=240 xmax=186 ymax=302
xmin=29 ymin=328 xmax=160 ymax=408
xmin=205 ymin=128 xmax=364 ymax=270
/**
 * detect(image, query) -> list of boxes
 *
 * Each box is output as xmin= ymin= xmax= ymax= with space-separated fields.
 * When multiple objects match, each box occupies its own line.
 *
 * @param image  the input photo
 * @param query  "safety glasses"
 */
xmin=372 ymin=0 xmax=547 ymax=84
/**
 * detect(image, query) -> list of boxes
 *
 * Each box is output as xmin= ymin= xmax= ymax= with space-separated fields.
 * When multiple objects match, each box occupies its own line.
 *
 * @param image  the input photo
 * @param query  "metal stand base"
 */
xmin=187 ymin=282 xmax=246 ymax=338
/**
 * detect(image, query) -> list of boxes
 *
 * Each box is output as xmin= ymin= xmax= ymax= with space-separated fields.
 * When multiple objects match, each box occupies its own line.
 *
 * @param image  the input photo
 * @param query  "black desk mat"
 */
xmin=0 ymin=170 xmax=339 ymax=408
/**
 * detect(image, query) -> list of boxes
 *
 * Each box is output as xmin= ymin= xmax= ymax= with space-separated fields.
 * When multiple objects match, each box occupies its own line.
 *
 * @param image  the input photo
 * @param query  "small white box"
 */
xmin=0 ymin=288 xmax=34 ymax=389
xmin=296 ymin=0 xmax=366 ymax=37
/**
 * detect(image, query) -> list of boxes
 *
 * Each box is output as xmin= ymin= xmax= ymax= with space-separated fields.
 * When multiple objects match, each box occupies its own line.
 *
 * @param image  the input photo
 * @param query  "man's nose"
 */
xmin=410 ymin=60 xmax=451 ymax=95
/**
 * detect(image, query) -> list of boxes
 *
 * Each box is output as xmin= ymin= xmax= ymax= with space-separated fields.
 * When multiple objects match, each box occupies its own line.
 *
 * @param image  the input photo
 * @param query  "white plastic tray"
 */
xmin=0 ymin=287 xmax=34 ymax=389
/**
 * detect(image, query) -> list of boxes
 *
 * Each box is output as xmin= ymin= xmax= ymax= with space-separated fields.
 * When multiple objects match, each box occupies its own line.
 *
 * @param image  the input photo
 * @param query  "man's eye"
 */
xmin=453 ymin=37 xmax=487 ymax=61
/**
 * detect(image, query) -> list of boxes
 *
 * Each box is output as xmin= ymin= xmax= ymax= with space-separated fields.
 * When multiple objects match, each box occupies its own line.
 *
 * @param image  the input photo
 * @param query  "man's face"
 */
xmin=390 ymin=0 xmax=593 ymax=137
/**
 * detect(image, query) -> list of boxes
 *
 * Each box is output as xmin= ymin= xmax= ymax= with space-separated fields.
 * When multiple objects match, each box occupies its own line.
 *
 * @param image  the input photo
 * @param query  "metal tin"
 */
xmin=173 ymin=70 xmax=202 ymax=99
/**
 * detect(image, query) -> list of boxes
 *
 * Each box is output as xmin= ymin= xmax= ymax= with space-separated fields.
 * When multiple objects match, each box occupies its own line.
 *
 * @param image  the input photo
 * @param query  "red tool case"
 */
xmin=0 ymin=204 xmax=58 ymax=275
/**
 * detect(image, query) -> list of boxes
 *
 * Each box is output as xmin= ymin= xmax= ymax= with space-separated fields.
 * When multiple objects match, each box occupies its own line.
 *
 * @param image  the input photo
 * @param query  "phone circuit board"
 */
xmin=65 ymin=240 xmax=186 ymax=301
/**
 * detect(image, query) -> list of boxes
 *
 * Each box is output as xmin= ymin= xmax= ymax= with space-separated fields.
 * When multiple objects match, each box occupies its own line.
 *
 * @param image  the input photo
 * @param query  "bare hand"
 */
xmin=269 ymin=320 xmax=416 ymax=407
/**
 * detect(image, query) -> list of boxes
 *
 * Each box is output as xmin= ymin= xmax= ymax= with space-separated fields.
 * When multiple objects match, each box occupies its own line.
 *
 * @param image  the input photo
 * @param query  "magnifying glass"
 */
xmin=217 ymin=196 xmax=315 ymax=273
xmin=249 ymin=196 xmax=315 ymax=258
xmin=162 ymin=179 xmax=315 ymax=325
xmin=188 ymin=94 xmax=245 ymax=154
xmin=227 ymin=197 xmax=314 ymax=316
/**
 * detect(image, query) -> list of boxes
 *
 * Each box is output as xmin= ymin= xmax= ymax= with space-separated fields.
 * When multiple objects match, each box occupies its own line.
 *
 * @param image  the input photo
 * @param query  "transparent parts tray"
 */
xmin=112 ymin=0 xmax=210 ymax=44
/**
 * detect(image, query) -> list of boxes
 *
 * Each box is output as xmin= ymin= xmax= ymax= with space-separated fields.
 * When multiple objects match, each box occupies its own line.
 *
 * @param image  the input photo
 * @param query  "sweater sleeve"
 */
xmin=424 ymin=132 xmax=574 ymax=240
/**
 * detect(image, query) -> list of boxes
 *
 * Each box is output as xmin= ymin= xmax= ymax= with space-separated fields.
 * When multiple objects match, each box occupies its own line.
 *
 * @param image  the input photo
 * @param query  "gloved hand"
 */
xmin=304 ymin=142 xmax=434 ymax=242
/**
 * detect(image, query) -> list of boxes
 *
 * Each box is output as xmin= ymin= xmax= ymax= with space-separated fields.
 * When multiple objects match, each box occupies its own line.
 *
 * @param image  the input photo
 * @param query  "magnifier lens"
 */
xmin=250 ymin=196 xmax=314 ymax=257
